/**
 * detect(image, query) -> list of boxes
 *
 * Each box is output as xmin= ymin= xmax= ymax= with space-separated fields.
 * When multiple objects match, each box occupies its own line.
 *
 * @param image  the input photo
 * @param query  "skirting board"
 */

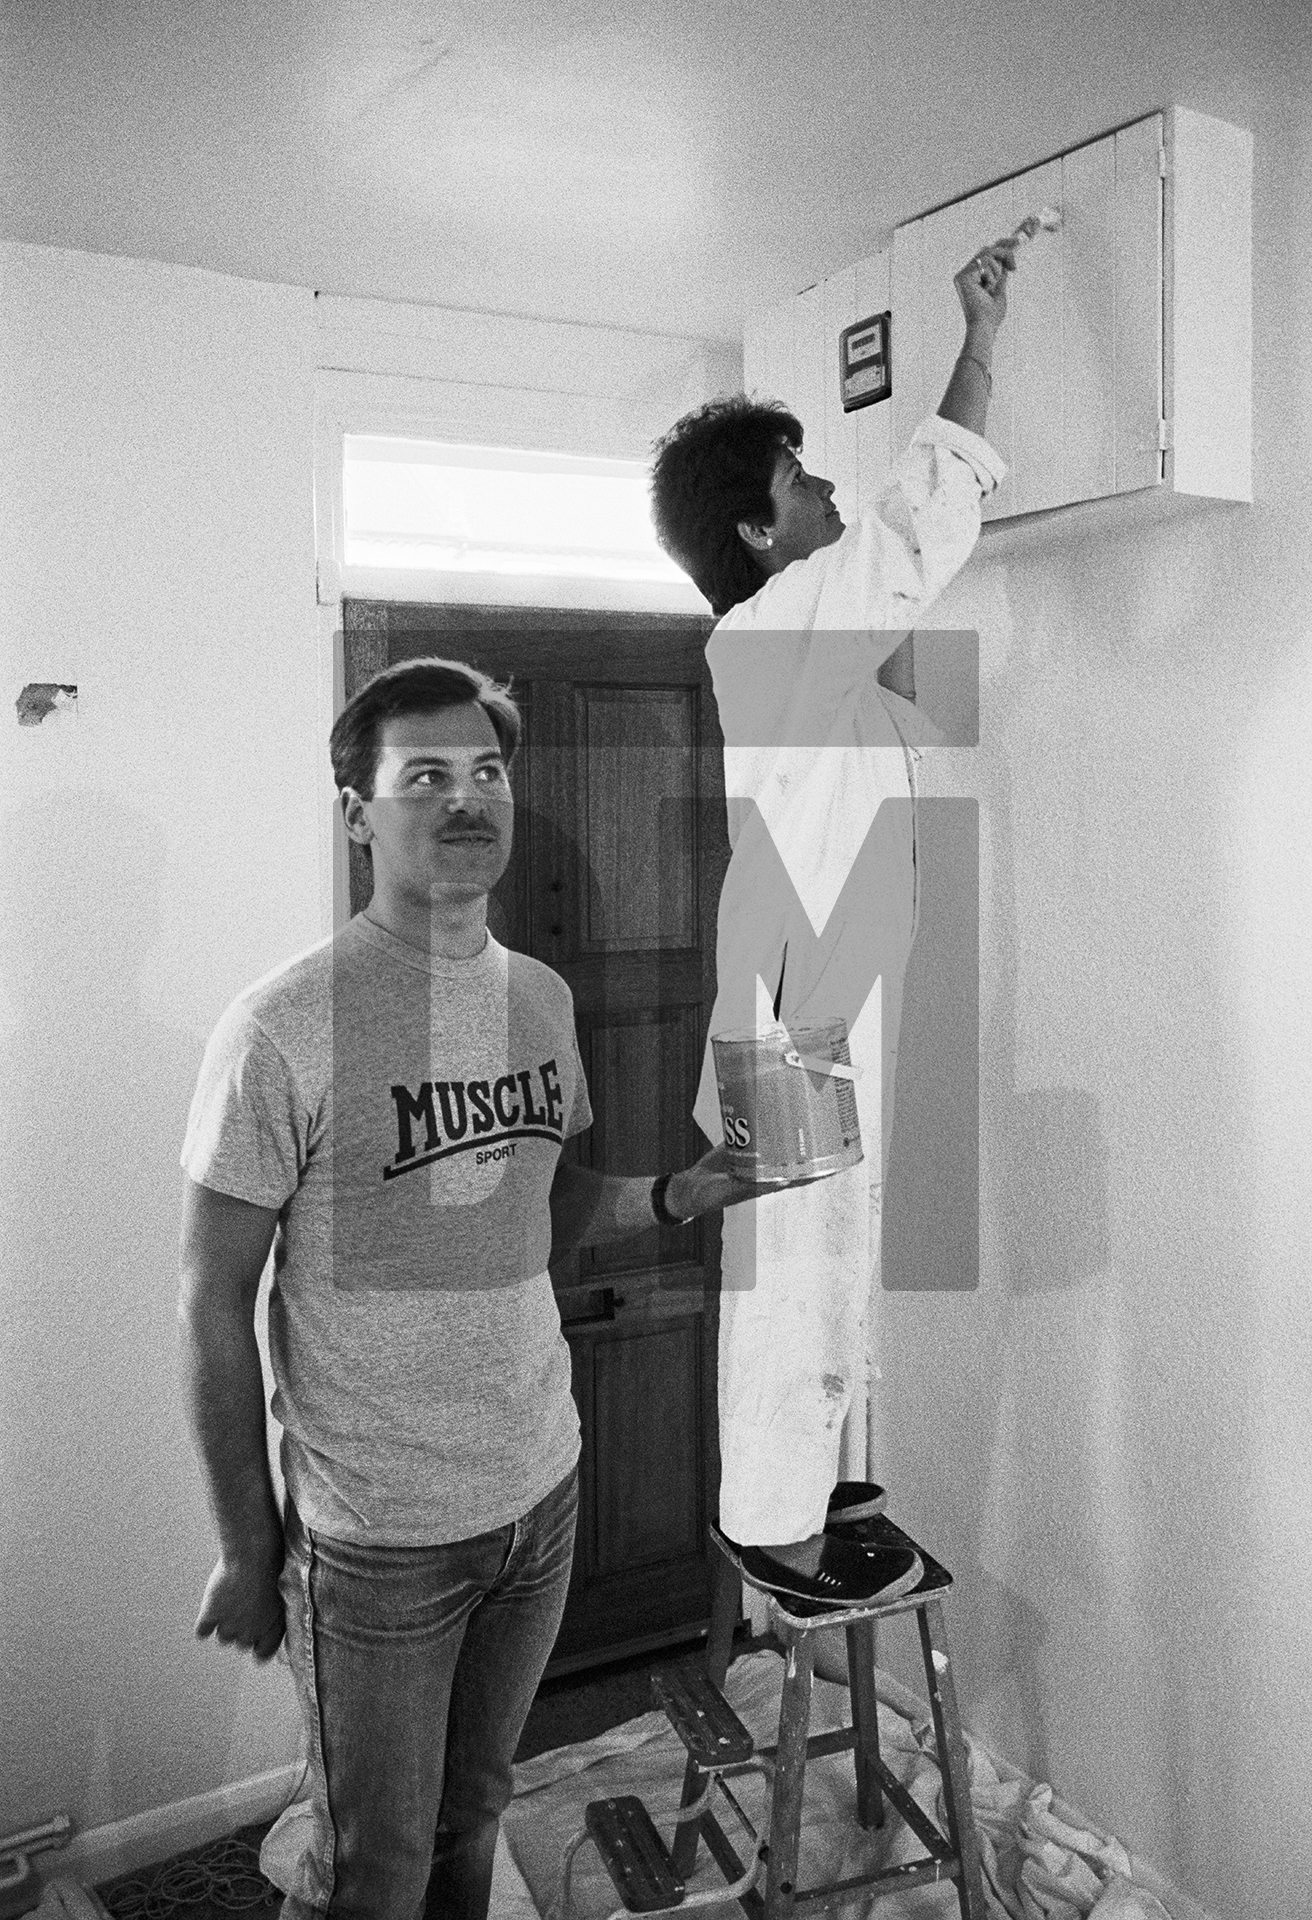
xmin=32 ymin=1765 xmax=305 ymax=1894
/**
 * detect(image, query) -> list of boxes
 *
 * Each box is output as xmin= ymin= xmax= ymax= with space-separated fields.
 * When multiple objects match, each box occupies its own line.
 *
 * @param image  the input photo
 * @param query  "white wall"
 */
xmin=0 ymin=246 xmax=320 ymax=1838
xmin=860 ymin=55 xmax=1312 ymax=1920
xmin=0 ymin=241 xmax=739 ymax=1850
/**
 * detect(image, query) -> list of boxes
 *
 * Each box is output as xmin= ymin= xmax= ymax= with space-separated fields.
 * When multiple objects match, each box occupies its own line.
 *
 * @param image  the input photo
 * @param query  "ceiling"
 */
xmin=0 ymin=0 xmax=1295 ymax=343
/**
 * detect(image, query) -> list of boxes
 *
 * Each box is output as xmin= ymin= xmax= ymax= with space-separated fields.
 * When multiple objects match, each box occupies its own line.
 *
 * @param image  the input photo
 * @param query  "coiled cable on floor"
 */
xmin=98 ymin=1743 xmax=310 ymax=1920
xmin=98 ymin=1836 xmax=276 ymax=1918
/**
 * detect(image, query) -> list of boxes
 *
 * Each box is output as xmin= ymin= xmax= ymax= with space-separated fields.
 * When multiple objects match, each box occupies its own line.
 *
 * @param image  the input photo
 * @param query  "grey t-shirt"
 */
xmin=181 ymin=915 xmax=591 ymax=1545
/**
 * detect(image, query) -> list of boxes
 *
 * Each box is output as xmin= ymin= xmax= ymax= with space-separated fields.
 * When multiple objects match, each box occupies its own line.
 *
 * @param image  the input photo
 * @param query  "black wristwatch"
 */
xmin=651 ymin=1172 xmax=691 ymax=1226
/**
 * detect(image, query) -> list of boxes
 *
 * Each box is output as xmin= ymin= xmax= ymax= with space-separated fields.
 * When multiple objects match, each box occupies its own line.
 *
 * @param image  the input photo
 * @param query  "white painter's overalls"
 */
xmin=693 ymin=416 xmax=1005 ymax=1545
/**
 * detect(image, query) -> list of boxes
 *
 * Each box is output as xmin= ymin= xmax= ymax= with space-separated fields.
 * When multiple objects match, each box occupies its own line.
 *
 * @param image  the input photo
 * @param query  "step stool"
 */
xmin=669 ymin=1517 xmax=988 ymax=1920
xmin=564 ymin=1517 xmax=986 ymax=1920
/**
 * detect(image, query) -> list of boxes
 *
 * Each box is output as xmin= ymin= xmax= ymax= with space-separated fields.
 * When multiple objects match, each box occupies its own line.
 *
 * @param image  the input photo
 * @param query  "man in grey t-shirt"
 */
xmin=178 ymin=656 xmax=761 ymax=1920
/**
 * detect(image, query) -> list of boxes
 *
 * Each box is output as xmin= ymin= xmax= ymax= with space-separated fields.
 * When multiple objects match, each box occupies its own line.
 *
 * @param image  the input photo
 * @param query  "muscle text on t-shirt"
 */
xmin=385 ymin=1058 xmax=566 ymax=1179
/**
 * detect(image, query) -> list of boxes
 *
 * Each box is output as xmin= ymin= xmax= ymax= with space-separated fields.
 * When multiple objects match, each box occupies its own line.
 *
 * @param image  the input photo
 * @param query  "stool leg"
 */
xmin=917 ymin=1601 xmax=986 ymax=1920
xmin=844 ymin=1620 xmax=884 ymax=1830
xmin=705 ymin=1546 xmax=742 ymax=1690
xmin=671 ymin=1547 xmax=742 ymax=1878
xmin=763 ymin=1630 xmax=813 ymax=1920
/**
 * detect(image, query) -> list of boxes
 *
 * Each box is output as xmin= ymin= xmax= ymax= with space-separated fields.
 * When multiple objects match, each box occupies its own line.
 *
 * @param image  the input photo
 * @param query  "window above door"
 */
xmin=315 ymin=372 xmax=710 ymax=614
xmin=344 ymin=434 xmax=685 ymax=586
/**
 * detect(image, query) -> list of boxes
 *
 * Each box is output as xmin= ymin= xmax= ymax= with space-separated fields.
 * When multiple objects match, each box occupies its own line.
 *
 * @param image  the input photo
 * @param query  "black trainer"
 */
xmin=735 ymin=1532 xmax=923 ymax=1609
xmin=825 ymin=1480 xmax=888 ymax=1526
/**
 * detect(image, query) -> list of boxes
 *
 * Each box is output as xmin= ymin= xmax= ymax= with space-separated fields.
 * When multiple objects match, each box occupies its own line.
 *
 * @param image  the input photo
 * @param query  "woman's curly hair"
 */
xmin=649 ymin=395 xmax=802 ymax=618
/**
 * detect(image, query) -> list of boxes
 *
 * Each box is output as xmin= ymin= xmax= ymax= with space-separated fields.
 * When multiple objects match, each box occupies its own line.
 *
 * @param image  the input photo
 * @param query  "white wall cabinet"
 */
xmin=743 ymin=107 xmax=1251 ymax=526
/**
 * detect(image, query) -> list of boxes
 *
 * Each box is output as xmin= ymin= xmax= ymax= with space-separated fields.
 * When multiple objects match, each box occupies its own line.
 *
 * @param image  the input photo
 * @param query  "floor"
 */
xmin=93 ymin=1636 xmax=721 ymax=1920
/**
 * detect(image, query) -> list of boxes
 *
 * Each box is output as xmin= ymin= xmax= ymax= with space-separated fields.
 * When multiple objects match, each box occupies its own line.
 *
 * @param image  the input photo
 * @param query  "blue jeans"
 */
xmin=277 ymin=1467 xmax=578 ymax=1920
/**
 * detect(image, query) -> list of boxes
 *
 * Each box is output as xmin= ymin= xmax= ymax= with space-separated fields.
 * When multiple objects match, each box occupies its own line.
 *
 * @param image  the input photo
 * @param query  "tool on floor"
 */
xmin=559 ymin=1513 xmax=986 ymax=1920
xmin=0 ymin=1820 xmax=73 ymax=1920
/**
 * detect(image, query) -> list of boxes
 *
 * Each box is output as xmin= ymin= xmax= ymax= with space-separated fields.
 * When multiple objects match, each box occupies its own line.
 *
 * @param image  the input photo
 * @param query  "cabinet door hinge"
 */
xmin=1158 ymin=144 xmax=1167 ymax=179
xmin=1157 ymin=418 xmax=1172 ymax=452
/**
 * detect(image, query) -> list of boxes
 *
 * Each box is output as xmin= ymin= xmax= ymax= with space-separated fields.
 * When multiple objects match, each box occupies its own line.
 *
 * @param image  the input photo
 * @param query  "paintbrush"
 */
xmin=1008 ymin=205 xmax=1062 ymax=246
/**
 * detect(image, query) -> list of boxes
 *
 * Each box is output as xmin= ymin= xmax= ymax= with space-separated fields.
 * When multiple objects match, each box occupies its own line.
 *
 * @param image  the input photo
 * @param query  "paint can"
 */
xmin=711 ymin=1018 xmax=864 ymax=1184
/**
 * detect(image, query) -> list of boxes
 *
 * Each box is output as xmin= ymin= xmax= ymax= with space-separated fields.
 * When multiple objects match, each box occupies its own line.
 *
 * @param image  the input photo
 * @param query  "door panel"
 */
xmin=578 ymin=1005 xmax=703 ymax=1282
xmin=562 ymin=1304 xmax=714 ymax=1661
xmin=591 ymin=1320 xmax=704 ymax=1572
xmin=576 ymin=686 xmax=699 ymax=950
xmin=343 ymin=600 xmax=728 ymax=1669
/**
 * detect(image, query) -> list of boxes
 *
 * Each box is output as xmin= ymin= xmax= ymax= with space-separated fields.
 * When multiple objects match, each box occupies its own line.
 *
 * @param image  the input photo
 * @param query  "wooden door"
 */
xmin=342 ymin=600 xmax=729 ymax=1670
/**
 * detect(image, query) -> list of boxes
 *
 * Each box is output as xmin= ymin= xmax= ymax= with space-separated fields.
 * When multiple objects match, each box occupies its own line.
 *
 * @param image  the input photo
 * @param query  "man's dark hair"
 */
xmin=649 ymin=395 xmax=803 ymax=618
xmin=329 ymin=656 xmax=521 ymax=797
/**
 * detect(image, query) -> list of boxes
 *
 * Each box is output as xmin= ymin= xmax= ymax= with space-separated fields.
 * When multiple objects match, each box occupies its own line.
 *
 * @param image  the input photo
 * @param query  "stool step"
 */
xmin=585 ymin=1797 xmax=685 ymax=1913
xmin=652 ymin=1664 xmax=755 ymax=1769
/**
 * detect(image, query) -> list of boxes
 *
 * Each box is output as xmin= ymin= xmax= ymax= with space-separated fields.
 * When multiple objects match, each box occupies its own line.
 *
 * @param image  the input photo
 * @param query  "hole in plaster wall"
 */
xmin=16 ymin=684 xmax=77 ymax=726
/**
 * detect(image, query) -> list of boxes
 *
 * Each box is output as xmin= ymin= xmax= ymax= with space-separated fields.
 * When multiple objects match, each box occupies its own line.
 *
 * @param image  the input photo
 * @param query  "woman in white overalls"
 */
xmin=650 ymin=238 xmax=1016 ymax=1586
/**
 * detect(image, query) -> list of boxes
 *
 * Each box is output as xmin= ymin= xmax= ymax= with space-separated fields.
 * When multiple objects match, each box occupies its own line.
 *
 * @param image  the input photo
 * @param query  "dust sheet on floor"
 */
xmin=492 ymin=1650 xmax=1201 ymax=1920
